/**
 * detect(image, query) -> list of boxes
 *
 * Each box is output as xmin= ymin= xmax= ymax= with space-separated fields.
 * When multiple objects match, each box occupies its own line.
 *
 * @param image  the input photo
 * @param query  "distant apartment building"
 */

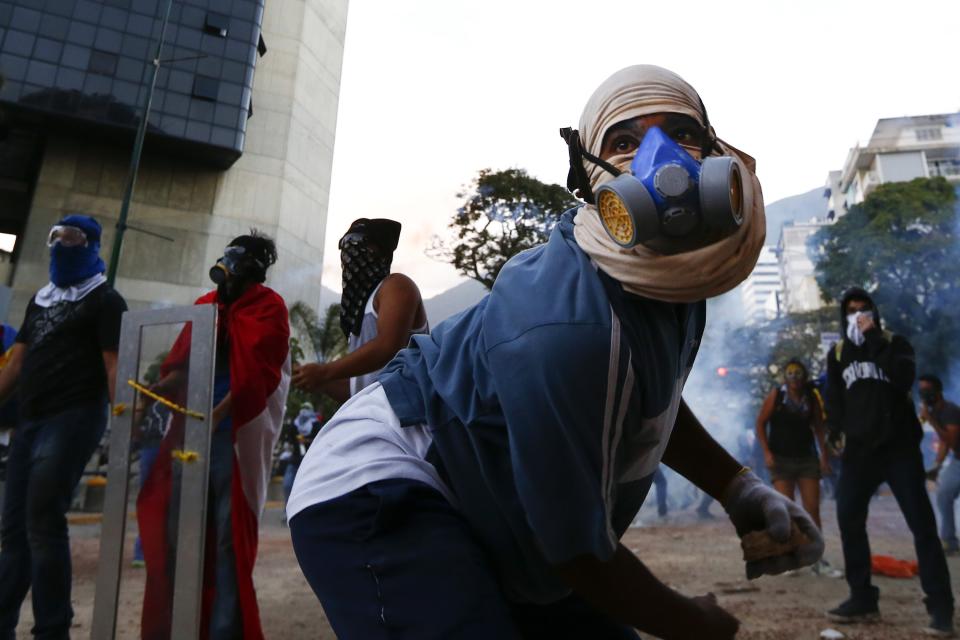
xmin=742 ymin=246 xmax=781 ymax=325
xmin=777 ymin=218 xmax=828 ymax=314
xmin=778 ymin=111 xmax=960 ymax=316
xmin=834 ymin=112 xmax=960 ymax=213
xmin=824 ymin=170 xmax=843 ymax=221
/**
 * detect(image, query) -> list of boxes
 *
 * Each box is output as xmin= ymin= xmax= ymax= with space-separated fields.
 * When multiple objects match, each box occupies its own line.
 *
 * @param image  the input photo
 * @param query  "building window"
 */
xmin=915 ymin=127 xmax=943 ymax=141
xmin=204 ymin=12 xmax=229 ymax=38
xmin=192 ymin=75 xmax=219 ymax=102
xmin=88 ymin=50 xmax=118 ymax=76
xmin=929 ymin=159 xmax=960 ymax=177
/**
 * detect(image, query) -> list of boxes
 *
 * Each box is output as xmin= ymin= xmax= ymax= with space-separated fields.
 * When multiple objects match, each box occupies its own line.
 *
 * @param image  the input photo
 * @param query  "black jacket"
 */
xmin=825 ymin=288 xmax=921 ymax=454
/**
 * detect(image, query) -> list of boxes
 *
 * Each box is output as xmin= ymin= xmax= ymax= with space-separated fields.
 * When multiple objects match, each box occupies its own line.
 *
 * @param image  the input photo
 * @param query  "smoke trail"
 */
xmin=634 ymin=287 xmax=776 ymax=524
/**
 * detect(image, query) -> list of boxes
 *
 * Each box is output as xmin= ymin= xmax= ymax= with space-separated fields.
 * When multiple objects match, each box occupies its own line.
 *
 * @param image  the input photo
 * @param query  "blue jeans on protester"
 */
xmin=0 ymin=401 xmax=107 ymax=639
xmin=283 ymin=461 xmax=298 ymax=507
xmin=290 ymin=479 xmax=640 ymax=640
xmin=164 ymin=388 xmax=239 ymax=637
xmin=171 ymin=428 xmax=241 ymax=638
xmin=936 ymin=456 xmax=960 ymax=551
xmin=132 ymin=443 xmax=160 ymax=563
xmin=207 ymin=428 xmax=242 ymax=639
xmin=652 ymin=467 xmax=668 ymax=516
xmin=837 ymin=448 xmax=953 ymax=616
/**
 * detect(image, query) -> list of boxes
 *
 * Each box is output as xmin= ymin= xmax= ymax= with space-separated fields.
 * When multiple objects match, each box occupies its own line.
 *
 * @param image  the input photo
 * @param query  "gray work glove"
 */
xmin=722 ymin=470 xmax=824 ymax=579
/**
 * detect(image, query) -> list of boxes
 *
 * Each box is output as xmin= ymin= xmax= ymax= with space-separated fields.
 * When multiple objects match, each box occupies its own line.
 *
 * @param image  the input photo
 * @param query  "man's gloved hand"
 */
xmin=926 ymin=463 xmax=942 ymax=482
xmin=722 ymin=470 xmax=824 ymax=579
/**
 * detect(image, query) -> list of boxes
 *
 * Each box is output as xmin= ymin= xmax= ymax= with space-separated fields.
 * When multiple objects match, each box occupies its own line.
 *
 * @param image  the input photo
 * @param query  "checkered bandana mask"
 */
xmin=339 ymin=239 xmax=391 ymax=337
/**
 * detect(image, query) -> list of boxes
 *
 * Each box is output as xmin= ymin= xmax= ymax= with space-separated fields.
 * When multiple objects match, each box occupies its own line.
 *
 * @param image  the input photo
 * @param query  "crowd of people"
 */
xmin=749 ymin=288 xmax=956 ymax=635
xmin=0 ymin=64 xmax=955 ymax=639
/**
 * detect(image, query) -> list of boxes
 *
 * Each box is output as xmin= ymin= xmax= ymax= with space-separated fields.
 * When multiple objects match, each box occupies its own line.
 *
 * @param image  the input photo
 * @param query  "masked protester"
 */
xmin=138 ymin=231 xmax=290 ymax=640
xmin=755 ymin=358 xmax=839 ymax=577
xmin=0 ymin=215 xmax=127 ymax=637
xmin=281 ymin=403 xmax=321 ymax=510
xmin=825 ymin=288 xmax=954 ymax=635
xmin=291 ymin=218 xmax=428 ymax=401
xmin=918 ymin=374 xmax=960 ymax=556
xmin=285 ymin=65 xmax=825 ymax=640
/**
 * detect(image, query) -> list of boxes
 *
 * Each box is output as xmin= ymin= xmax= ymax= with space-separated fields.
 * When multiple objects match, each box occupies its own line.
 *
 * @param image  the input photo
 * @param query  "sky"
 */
xmin=321 ymin=0 xmax=960 ymax=298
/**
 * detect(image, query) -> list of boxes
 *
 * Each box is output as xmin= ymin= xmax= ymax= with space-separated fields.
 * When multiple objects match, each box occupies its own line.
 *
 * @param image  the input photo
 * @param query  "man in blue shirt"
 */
xmin=288 ymin=65 xmax=823 ymax=639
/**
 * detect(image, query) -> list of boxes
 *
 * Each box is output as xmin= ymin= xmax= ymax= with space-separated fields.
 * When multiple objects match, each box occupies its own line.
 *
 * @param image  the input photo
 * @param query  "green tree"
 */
xmin=431 ymin=168 xmax=576 ymax=289
xmin=709 ymin=307 xmax=836 ymax=418
xmin=287 ymin=301 xmax=348 ymax=421
xmin=812 ymin=177 xmax=960 ymax=380
xmin=289 ymin=301 xmax=347 ymax=363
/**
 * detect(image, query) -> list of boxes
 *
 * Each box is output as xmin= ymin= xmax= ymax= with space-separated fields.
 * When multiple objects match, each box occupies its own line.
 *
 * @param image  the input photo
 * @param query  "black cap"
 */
xmin=340 ymin=218 xmax=402 ymax=253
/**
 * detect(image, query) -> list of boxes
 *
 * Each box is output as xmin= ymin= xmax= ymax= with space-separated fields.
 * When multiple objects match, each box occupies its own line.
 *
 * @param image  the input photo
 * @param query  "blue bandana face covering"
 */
xmin=48 ymin=215 xmax=106 ymax=287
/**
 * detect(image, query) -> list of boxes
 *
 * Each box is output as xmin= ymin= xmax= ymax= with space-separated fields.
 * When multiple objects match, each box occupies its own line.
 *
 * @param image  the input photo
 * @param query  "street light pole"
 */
xmin=105 ymin=0 xmax=174 ymax=287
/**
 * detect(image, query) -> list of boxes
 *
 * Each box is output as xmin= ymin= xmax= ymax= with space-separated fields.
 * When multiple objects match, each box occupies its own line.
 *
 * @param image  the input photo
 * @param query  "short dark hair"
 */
xmin=844 ymin=295 xmax=871 ymax=312
xmin=919 ymin=374 xmax=943 ymax=393
xmin=228 ymin=229 xmax=277 ymax=283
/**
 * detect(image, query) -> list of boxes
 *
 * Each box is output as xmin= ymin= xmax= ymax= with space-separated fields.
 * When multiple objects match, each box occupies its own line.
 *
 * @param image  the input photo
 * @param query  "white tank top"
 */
xmin=286 ymin=382 xmax=454 ymax=521
xmin=347 ymin=280 xmax=429 ymax=396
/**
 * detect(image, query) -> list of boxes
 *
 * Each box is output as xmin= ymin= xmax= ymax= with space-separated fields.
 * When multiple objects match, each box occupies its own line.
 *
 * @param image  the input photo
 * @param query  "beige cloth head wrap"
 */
xmin=572 ymin=65 xmax=766 ymax=302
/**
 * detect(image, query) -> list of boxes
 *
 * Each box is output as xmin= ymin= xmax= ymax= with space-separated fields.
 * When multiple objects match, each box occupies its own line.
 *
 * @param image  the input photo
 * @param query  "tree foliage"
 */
xmin=431 ymin=168 xmax=576 ymax=289
xmin=287 ymin=301 xmax=348 ymax=420
xmin=709 ymin=307 xmax=837 ymax=418
xmin=812 ymin=177 xmax=960 ymax=380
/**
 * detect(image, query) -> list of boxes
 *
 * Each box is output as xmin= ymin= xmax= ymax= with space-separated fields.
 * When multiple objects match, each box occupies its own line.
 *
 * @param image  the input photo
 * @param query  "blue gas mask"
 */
xmin=592 ymin=126 xmax=745 ymax=255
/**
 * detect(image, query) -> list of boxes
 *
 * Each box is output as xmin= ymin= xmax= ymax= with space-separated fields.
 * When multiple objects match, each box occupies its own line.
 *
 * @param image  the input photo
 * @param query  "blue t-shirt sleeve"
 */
xmin=487 ymin=321 xmax=624 ymax=565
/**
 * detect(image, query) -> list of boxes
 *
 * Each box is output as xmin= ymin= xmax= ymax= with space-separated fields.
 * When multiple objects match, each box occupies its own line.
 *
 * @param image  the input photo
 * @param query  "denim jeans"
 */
xmin=837 ymin=448 xmax=953 ymax=616
xmin=936 ymin=456 xmax=960 ymax=550
xmin=132 ymin=443 xmax=160 ymax=562
xmin=283 ymin=460 xmax=299 ymax=507
xmin=207 ymin=429 xmax=241 ymax=639
xmin=652 ymin=467 xmax=667 ymax=516
xmin=164 ymin=428 xmax=240 ymax=638
xmin=290 ymin=479 xmax=640 ymax=640
xmin=0 ymin=401 xmax=107 ymax=639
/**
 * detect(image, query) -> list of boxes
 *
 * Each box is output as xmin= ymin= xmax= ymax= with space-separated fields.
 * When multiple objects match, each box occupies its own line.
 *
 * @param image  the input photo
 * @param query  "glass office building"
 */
xmin=0 ymin=0 xmax=265 ymax=166
xmin=0 ymin=0 xmax=347 ymax=319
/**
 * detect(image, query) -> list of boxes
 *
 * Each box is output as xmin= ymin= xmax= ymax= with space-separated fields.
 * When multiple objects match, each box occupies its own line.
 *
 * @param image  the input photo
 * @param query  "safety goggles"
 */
xmin=47 ymin=225 xmax=88 ymax=248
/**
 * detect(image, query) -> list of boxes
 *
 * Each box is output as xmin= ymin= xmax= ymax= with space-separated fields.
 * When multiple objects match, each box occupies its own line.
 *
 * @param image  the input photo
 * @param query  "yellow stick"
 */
xmin=127 ymin=379 xmax=206 ymax=420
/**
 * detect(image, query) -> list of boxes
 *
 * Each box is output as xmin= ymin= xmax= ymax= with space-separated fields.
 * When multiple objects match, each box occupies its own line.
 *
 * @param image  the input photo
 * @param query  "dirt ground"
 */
xmin=18 ymin=494 xmax=960 ymax=639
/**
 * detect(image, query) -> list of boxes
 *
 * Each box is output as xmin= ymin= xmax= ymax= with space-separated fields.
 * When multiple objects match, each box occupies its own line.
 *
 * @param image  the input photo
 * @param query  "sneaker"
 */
xmin=826 ymin=599 xmax=880 ymax=623
xmin=131 ymin=559 xmax=145 ymax=568
xmin=923 ymin=611 xmax=956 ymax=637
xmin=943 ymin=541 xmax=960 ymax=556
xmin=813 ymin=558 xmax=845 ymax=579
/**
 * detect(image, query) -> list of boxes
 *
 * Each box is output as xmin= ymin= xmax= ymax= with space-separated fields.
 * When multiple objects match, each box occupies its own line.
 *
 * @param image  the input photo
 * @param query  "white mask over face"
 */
xmin=846 ymin=312 xmax=867 ymax=346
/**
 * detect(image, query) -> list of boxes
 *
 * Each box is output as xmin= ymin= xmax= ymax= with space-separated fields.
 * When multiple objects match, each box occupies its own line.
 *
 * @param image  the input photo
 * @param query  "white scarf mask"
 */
xmin=571 ymin=65 xmax=766 ymax=302
xmin=846 ymin=312 xmax=869 ymax=346
xmin=34 ymin=273 xmax=107 ymax=308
